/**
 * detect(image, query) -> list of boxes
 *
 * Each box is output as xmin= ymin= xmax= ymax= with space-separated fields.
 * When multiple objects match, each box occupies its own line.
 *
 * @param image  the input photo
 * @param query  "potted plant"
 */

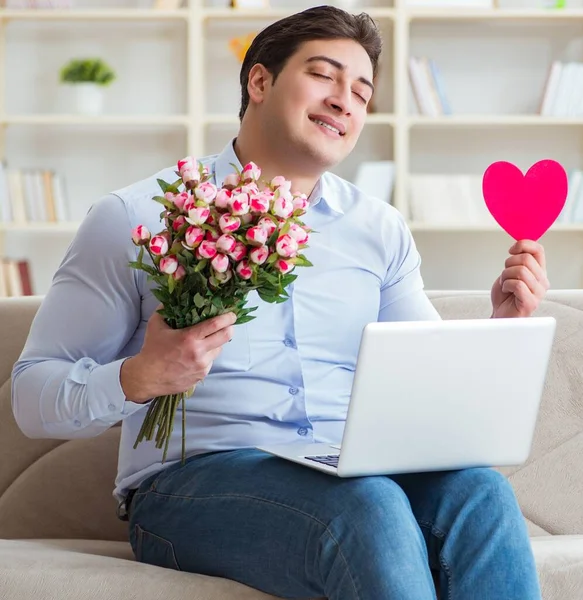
xmin=59 ymin=58 xmax=116 ymax=115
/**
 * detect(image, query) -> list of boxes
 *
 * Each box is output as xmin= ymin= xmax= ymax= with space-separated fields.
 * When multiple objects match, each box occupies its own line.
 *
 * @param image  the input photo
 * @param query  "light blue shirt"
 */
xmin=11 ymin=140 xmax=440 ymax=501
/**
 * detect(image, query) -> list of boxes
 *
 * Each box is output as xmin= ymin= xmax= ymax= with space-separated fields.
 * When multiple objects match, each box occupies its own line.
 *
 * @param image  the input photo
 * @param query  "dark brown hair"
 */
xmin=238 ymin=5 xmax=382 ymax=120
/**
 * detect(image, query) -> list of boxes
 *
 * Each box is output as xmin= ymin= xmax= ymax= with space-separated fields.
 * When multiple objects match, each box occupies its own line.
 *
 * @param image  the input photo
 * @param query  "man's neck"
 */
xmin=233 ymin=133 xmax=322 ymax=197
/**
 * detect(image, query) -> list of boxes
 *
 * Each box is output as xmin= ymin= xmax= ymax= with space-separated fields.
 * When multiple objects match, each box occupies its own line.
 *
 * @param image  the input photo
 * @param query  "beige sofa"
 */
xmin=1 ymin=291 xmax=583 ymax=600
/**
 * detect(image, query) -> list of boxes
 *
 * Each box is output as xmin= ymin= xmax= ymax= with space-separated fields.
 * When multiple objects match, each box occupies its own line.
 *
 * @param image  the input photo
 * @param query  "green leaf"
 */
xmin=266 ymin=253 xmax=279 ymax=265
xmin=157 ymin=179 xmax=171 ymax=194
xmin=212 ymin=296 xmax=224 ymax=310
xmin=168 ymin=274 xmax=175 ymax=294
xmin=152 ymin=195 xmax=176 ymax=211
xmin=236 ymin=315 xmax=256 ymax=324
xmin=194 ymin=259 xmax=208 ymax=273
xmin=193 ymin=293 xmax=206 ymax=309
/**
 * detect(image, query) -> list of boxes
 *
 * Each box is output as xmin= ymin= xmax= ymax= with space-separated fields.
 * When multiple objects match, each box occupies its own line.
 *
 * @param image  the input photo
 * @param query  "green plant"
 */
xmin=59 ymin=58 xmax=116 ymax=86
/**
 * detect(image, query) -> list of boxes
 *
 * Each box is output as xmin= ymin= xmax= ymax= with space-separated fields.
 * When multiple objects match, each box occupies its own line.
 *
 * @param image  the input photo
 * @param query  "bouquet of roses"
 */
xmin=129 ymin=156 xmax=313 ymax=463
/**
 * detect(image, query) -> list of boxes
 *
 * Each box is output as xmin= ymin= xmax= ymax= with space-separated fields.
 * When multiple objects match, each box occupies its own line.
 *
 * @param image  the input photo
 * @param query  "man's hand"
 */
xmin=491 ymin=240 xmax=550 ymax=319
xmin=120 ymin=309 xmax=237 ymax=403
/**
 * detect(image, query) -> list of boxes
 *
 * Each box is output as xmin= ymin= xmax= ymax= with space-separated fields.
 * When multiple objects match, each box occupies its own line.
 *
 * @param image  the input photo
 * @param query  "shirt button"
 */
xmin=108 ymin=403 xmax=116 ymax=411
xmin=284 ymin=338 xmax=296 ymax=349
xmin=297 ymin=427 xmax=308 ymax=436
xmin=74 ymin=420 xmax=81 ymax=427
xmin=289 ymin=387 xmax=299 ymax=395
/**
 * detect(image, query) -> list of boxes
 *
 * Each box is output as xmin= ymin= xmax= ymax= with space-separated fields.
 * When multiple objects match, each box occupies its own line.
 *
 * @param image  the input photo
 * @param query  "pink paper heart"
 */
xmin=482 ymin=160 xmax=568 ymax=241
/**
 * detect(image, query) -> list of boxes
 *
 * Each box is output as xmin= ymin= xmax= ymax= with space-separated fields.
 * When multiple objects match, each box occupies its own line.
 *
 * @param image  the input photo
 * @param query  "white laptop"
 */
xmin=256 ymin=316 xmax=556 ymax=477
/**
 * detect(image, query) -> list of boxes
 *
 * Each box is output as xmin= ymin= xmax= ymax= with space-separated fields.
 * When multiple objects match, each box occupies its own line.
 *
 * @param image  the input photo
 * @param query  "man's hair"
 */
xmin=238 ymin=5 xmax=382 ymax=120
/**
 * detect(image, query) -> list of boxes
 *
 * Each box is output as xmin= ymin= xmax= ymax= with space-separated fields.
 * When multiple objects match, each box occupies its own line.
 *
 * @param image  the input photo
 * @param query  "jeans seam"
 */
xmin=418 ymin=519 xmax=453 ymax=600
xmin=147 ymin=489 xmax=361 ymax=600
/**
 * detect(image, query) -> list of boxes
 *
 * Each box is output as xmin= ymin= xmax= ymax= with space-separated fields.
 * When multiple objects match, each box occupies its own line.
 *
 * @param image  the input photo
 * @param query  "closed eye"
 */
xmin=353 ymin=91 xmax=367 ymax=103
xmin=311 ymin=72 xmax=333 ymax=81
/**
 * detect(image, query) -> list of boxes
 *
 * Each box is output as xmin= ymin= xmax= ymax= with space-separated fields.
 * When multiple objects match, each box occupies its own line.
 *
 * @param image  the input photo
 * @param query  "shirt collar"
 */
xmin=213 ymin=139 xmax=344 ymax=216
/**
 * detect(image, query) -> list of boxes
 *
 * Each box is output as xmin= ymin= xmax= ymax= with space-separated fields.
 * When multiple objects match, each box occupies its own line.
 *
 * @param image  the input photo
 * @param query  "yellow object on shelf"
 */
xmin=228 ymin=32 xmax=256 ymax=63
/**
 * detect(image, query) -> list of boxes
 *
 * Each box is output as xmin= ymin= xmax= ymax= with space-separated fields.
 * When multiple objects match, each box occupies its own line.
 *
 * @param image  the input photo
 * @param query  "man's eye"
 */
xmin=353 ymin=91 xmax=367 ymax=103
xmin=312 ymin=73 xmax=332 ymax=80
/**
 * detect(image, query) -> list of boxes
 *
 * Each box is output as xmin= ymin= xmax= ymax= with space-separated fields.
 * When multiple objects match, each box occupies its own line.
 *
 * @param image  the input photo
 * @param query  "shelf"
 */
xmin=407 ymin=115 xmax=583 ymax=127
xmin=1 ymin=114 xmax=190 ymax=126
xmin=0 ymin=222 xmax=81 ymax=232
xmin=204 ymin=113 xmax=395 ymax=126
xmin=407 ymin=8 xmax=583 ymax=22
xmin=202 ymin=7 xmax=395 ymax=20
xmin=0 ymin=9 xmax=189 ymax=21
xmin=409 ymin=222 xmax=583 ymax=232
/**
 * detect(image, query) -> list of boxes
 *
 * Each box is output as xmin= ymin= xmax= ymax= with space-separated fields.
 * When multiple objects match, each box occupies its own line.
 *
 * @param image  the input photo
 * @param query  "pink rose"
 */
xmin=177 ymin=156 xmax=196 ymax=175
xmin=257 ymin=216 xmax=277 ymax=237
xmin=292 ymin=194 xmax=309 ymax=214
xmin=172 ymin=215 xmax=187 ymax=232
xmin=183 ymin=197 xmax=196 ymax=214
xmin=173 ymin=265 xmax=186 ymax=281
xmin=205 ymin=228 xmax=220 ymax=241
xmin=241 ymin=183 xmax=259 ymax=195
xmin=219 ymin=213 xmax=241 ymax=234
xmin=249 ymin=193 xmax=271 ymax=215
xmin=236 ymin=259 xmax=253 ymax=280
xmin=222 ymin=173 xmax=240 ymax=189
xmin=184 ymin=225 xmax=205 ymax=248
xmin=241 ymin=213 xmax=253 ymax=225
xmin=131 ymin=225 xmax=150 ymax=245
xmin=229 ymin=193 xmax=250 ymax=216
xmin=160 ymin=255 xmax=179 ymax=275
xmin=211 ymin=253 xmax=230 ymax=273
xmin=149 ymin=234 xmax=169 ymax=256
xmin=181 ymin=168 xmax=199 ymax=187
xmin=228 ymin=241 xmax=247 ymax=261
xmin=194 ymin=182 xmax=217 ymax=204
xmin=171 ymin=191 xmax=189 ymax=211
xmin=275 ymin=234 xmax=299 ymax=258
xmin=272 ymin=195 xmax=294 ymax=219
xmin=288 ymin=223 xmax=309 ymax=245
xmin=275 ymin=258 xmax=295 ymax=274
xmin=271 ymin=176 xmax=291 ymax=192
xmin=246 ymin=226 xmax=268 ymax=247
xmin=215 ymin=188 xmax=232 ymax=210
xmin=249 ymin=245 xmax=269 ymax=265
xmin=186 ymin=205 xmax=210 ymax=226
xmin=242 ymin=162 xmax=261 ymax=182
xmin=196 ymin=240 xmax=217 ymax=260
xmin=213 ymin=268 xmax=233 ymax=284
xmin=216 ymin=234 xmax=237 ymax=254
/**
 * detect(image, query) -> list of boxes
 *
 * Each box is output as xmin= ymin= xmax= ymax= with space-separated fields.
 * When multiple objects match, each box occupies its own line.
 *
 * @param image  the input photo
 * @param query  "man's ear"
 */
xmin=247 ymin=63 xmax=273 ymax=106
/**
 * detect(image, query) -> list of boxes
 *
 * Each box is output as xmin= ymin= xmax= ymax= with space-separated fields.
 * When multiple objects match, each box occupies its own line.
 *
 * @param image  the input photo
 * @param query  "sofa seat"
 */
xmin=1 ymin=536 xmax=583 ymax=600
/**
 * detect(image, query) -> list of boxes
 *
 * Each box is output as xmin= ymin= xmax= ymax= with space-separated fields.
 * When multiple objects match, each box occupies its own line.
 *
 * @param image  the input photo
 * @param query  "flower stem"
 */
xmin=181 ymin=393 xmax=186 ymax=465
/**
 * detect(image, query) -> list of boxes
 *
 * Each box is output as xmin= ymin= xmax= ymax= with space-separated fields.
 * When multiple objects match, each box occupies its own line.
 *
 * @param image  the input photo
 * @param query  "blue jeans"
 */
xmin=128 ymin=449 xmax=541 ymax=600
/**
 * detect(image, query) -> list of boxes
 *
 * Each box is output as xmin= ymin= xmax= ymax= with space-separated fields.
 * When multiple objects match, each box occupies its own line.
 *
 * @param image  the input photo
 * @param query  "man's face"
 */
xmin=258 ymin=38 xmax=375 ymax=172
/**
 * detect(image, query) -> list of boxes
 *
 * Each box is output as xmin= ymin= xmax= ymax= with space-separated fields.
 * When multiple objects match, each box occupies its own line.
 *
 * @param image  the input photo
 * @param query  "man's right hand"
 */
xmin=120 ymin=309 xmax=237 ymax=404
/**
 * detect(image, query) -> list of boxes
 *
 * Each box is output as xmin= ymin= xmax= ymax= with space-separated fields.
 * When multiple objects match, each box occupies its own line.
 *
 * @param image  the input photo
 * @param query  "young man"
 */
xmin=12 ymin=6 xmax=549 ymax=600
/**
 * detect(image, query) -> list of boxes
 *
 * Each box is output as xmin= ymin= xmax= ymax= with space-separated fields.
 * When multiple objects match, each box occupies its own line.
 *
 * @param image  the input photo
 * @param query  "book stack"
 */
xmin=408 ymin=57 xmax=452 ymax=116
xmin=539 ymin=61 xmax=583 ymax=117
xmin=557 ymin=169 xmax=583 ymax=223
xmin=408 ymin=173 xmax=494 ymax=225
xmin=0 ymin=163 xmax=69 ymax=224
xmin=0 ymin=259 xmax=33 ymax=297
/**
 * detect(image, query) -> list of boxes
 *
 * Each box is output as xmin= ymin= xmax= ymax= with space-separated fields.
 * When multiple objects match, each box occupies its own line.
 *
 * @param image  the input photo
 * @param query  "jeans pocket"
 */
xmin=135 ymin=524 xmax=181 ymax=571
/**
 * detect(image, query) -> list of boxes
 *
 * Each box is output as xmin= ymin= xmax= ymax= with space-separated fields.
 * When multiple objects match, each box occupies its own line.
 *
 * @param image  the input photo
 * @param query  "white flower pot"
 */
xmin=74 ymin=83 xmax=104 ymax=115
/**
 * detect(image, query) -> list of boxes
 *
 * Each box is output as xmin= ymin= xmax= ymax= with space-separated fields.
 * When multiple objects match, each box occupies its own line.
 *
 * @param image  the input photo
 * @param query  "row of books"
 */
xmin=0 ymin=164 xmax=69 ymax=224
xmin=408 ymin=56 xmax=452 ymax=116
xmin=0 ymin=259 xmax=33 ymax=297
xmin=558 ymin=169 xmax=583 ymax=223
xmin=539 ymin=61 xmax=583 ymax=118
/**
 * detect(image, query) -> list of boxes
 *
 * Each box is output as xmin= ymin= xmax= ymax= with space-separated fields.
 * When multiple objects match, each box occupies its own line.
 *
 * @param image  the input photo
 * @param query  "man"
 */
xmin=12 ymin=6 xmax=549 ymax=600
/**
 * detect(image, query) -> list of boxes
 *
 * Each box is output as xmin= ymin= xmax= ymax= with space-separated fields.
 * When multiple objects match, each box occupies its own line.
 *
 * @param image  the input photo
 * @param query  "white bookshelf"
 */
xmin=1 ymin=0 xmax=583 ymax=293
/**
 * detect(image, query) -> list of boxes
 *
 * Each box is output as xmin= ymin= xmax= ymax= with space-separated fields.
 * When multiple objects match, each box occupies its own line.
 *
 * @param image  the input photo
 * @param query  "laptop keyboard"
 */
xmin=305 ymin=454 xmax=339 ymax=468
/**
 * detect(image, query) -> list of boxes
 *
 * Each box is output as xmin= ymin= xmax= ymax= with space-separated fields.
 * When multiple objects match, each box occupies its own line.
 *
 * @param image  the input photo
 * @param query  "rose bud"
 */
xmin=228 ymin=241 xmax=247 ymax=262
xmin=131 ymin=225 xmax=151 ymax=245
xmin=257 ymin=216 xmax=277 ymax=237
xmin=249 ymin=193 xmax=270 ymax=215
xmin=186 ymin=205 xmax=210 ymax=226
xmin=196 ymin=240 xmax=217 ymax=260
xmin=288 ymin=223 xmax=309 ymax=245
xmin=241 ymin=183 xmax=259 ymax=195
xmin=242 ymin=161 xmax=261 ymax=182
xmin=292 ymin=194 xmax=309 ymax=214
xmin=216 ymin=234 xmax=237 ymax=254
xmin=275 ymin=234 xmax=299 ymax=258
xmin=222 ymin=173 xmax=240 ymax=190
xmin=184 ymin=225 xmax=205 ymax=248
xmin=213 ymin=268 xmax=233 ymax=284
xmin=160 ymin=255 xmax=179 ymax=275
xmin=246 ymin=226 xmax=268 ymax=247
xmin=249 ymin=245 xmax=269 ymax=265
xmin=271 ymin=175 xmax=292 ymax=191
xmin=173 ymin=192 xmax=190 ymax=211
xmin=194 ymin=182 xmax=217 ymax=204
xmin=236 ymin=259 xmax=253 ymax=280
xmin=229 ymin=192 xmax=250 ymax=216
xmin=272 ymin=195 xmax=294 ymax=219
xmin=181 ymin=168 xmax=200 ymax=188
xmin=211 ymin=253 xmax=230 ymax=273
xmin=215 ymin=188 xmax=232 ymax=210
xmin=275 ymin=258 xmax=295 ymax=274
xmin=177 ymin=156 xmax=196 ymax=175
xmin=172 ymin=215 xmax=187 ymax=232
xmin=219 ymin=213 xmax=241 ymax=234
xmin=173 ymin=265 xmax=186 ymax=281
xmin=205 ymin=228 xmax=220 ymax=241
xmin=241 ymin=213 xmax=254 ymax=225
xmin=149 ymin=234 xmax=169 ymax=256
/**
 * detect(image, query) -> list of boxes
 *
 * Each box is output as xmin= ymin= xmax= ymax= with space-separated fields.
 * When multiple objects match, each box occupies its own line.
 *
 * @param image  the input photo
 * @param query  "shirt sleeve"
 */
xmin=11 ymin=193 xmax=146 ymax=439
xmin=378 ymin=210 xmax=441 ymax=323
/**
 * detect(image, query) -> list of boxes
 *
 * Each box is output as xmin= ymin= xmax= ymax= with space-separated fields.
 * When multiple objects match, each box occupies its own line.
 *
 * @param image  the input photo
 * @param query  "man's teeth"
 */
xmin=312 ymin=118 xmax=341 ymax=135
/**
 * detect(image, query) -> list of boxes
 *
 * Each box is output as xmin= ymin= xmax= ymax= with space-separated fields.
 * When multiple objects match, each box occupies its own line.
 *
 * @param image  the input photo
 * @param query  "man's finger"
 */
xmin=509 ymin=240 xmax=546 ymax=270
xmin=504 ymin=253 xmax=548 ymax=286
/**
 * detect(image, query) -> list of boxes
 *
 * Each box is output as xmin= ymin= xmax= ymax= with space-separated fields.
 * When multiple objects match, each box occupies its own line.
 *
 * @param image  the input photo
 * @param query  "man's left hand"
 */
xmin=491 ymin=240 xmax=550 ymax=319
